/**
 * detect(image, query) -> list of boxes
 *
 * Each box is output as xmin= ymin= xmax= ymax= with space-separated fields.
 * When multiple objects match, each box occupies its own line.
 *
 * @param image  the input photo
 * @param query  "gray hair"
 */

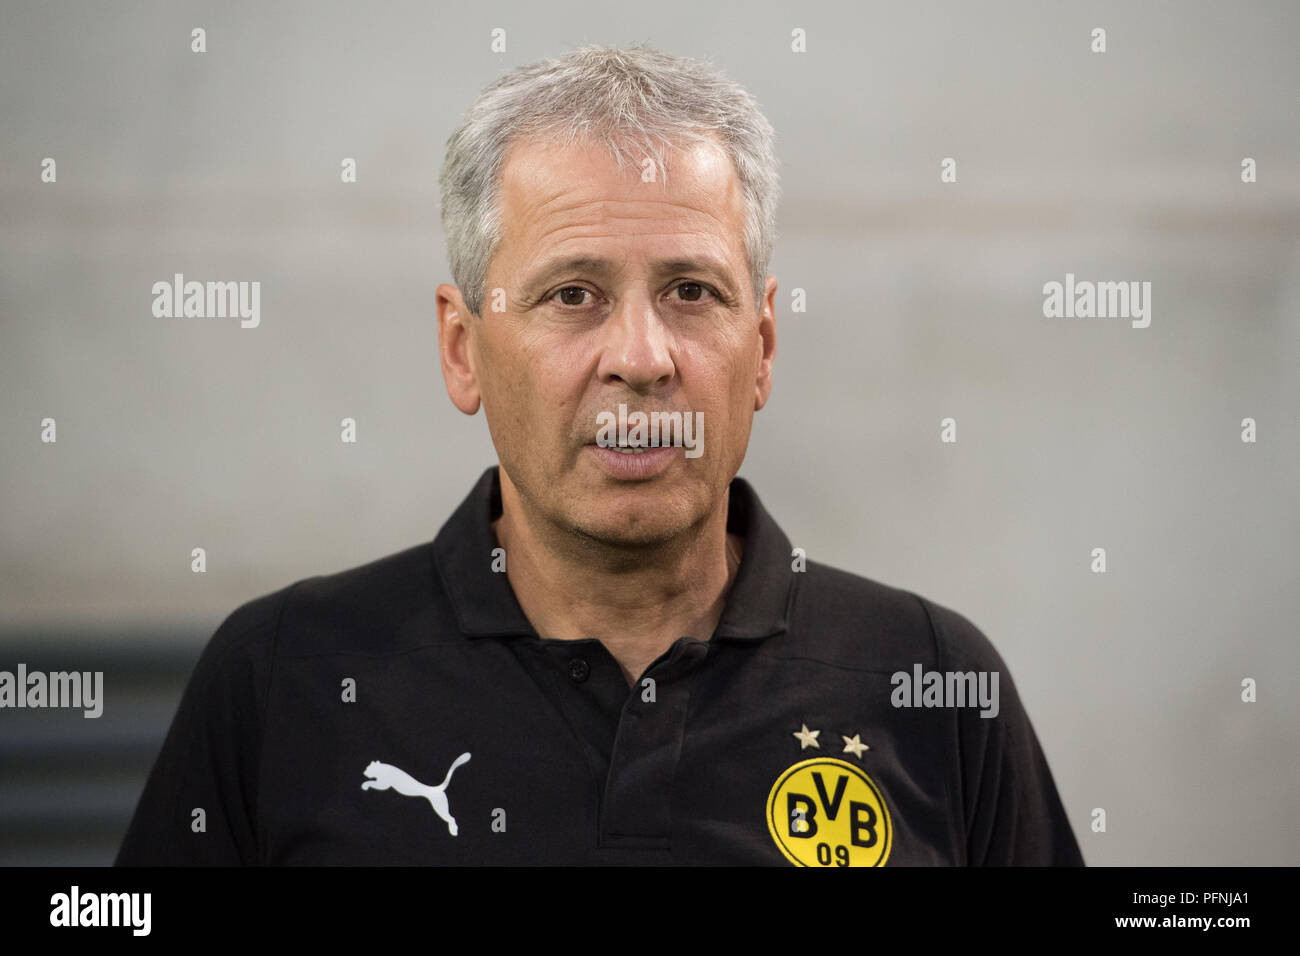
xmin=438 ymin=44 xmax=780 ymax=317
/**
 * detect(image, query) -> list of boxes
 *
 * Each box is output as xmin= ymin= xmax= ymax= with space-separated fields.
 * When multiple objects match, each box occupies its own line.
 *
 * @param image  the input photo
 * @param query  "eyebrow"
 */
xmin=520 ymin=255 xmax=738 ymax=299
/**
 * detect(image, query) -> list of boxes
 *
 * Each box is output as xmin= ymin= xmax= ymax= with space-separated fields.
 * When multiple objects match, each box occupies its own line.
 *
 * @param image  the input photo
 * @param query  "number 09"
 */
xmin=815 ymin=843 xmax=850 ymax=866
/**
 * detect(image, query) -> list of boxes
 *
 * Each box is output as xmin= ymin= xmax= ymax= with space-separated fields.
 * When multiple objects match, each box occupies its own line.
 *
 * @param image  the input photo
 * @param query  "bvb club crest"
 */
xmin=765 ymin=757 xmax=892 ymax=866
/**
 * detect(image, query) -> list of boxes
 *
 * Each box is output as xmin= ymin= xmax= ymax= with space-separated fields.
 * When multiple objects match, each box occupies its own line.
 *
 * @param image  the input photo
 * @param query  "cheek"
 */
xmin=474 ymin=331 xmax=523 ymax=433
xmin=529 ymin=328 xmax=599 ymax=399
xmin=681 ymin=326 xmax=758 ymax=397
xmin=482 ymin=327 xmax=589 ymax=434
xmin=674 ymin=338 xmax=756 ymax=457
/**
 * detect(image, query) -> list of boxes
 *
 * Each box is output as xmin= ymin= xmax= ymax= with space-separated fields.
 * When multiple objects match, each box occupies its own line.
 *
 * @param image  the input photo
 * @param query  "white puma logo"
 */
xmin=361 ymin=753 xmax=471 ymax=836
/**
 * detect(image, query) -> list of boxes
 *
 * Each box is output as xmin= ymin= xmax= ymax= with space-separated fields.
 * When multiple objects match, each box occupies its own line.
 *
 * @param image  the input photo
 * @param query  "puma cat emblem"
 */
xmin=361 ymin=753 xmax=471 ymax=836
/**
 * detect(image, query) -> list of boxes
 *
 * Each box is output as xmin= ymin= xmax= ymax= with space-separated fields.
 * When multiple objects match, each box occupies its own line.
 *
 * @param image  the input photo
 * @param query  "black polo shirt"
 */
xmin=116 ymin=466 xmax=1083 ymax=866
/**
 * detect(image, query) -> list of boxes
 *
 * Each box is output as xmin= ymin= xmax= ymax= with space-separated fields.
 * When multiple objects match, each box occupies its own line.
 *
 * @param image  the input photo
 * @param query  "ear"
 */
xmin=754 ymin=274 xmax=777 ymax=411
xmin=436 ymin=283 xmax=482 ymax=415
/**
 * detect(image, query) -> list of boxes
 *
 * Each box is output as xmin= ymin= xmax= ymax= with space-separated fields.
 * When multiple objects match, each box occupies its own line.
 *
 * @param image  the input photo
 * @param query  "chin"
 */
xmin=566 ymin=500 xmax=693 ymax=549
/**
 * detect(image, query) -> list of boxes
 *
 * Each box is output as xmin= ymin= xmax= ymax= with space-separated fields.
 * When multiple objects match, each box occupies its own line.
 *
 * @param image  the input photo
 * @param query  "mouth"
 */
xmin=586 ymin=441 xmax=659 ymax=455
xmin=582 ymin=439 xmax=678 ymax=480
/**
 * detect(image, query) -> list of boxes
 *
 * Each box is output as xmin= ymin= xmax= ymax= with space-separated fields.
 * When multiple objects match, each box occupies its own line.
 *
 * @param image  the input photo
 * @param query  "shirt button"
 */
xmin=567 ymin=658 xmax=590 ymax=683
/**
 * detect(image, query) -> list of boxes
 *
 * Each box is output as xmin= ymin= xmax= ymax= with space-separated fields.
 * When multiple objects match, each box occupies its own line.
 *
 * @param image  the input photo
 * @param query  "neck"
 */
xmin=492 ymin=472 xmax=743 ymax=687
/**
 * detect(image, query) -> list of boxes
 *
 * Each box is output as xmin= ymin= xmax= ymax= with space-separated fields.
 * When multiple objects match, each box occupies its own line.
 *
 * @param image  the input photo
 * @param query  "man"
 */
xmin=116 ymin=44 xmax=1082 ymax=866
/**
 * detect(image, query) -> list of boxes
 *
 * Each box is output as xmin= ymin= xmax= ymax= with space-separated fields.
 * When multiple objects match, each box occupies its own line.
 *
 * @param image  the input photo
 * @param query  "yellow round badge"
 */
xmin=765 ymin=757 xmax=892 ymax=866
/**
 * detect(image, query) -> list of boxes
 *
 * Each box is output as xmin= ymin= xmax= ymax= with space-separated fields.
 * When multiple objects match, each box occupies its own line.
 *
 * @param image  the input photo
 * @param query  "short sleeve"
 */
xmin=114 ymin=585 xmax=290 ymax=866
xmin=921 ymin=597 xmax=1084 ymax=866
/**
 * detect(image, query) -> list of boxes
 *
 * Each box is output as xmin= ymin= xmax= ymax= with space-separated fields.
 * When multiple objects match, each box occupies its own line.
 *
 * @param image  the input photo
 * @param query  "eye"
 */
xmin=671 ymin=281 xmax=716 ymax=303
xmin=551 ymin=286 xmax=593 ymax=307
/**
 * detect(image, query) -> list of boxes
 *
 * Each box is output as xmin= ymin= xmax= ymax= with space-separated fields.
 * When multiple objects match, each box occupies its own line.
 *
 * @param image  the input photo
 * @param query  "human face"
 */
xmin=437 ymin=135 xmax=777 ymax=548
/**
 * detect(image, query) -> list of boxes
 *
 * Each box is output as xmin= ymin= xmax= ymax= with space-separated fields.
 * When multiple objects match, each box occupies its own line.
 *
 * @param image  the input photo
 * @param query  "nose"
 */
xmin=594 ymin=288 xmax=676 ymax=392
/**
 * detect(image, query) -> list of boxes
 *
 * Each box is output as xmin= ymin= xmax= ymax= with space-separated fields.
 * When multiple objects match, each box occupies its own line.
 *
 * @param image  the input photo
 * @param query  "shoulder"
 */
xmin=789 ymin=559 xmax=1007 ymax=675
xmin=199 ymin=540 xmax=442 ymax=670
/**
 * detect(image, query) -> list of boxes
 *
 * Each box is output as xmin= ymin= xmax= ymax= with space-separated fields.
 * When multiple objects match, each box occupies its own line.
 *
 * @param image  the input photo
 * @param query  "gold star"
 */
xmin=841 ymin=734 xmax=870 ymax=758
xmin=793 ymin=724 xmax=821 ymax=750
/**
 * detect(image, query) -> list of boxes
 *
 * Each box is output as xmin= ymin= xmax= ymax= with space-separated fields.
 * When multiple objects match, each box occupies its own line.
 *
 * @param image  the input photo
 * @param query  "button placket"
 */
xmin=598 ymin=639 xmax=709 ymax=847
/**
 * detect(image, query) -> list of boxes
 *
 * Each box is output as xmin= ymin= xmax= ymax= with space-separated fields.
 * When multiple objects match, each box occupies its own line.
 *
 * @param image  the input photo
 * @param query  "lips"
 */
xmin=584 ymin=415 xmax=691 ymax=449
xmin=602 ymin=444 xmax=654 ymax=454
xmin=584 ymin=438 xmax=670 ymax=453
xmin=583 ymin=441 xmax=679 ymax=480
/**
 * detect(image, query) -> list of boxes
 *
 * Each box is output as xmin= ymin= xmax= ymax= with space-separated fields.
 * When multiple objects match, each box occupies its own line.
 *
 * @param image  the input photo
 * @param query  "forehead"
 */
xmin=494 ymin=135 xmax=747 ymax=268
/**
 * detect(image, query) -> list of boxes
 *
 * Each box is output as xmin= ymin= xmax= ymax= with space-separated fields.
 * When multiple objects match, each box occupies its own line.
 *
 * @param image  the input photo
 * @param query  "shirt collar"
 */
xmin=432 ymin=466 xmax=794 ymax=643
